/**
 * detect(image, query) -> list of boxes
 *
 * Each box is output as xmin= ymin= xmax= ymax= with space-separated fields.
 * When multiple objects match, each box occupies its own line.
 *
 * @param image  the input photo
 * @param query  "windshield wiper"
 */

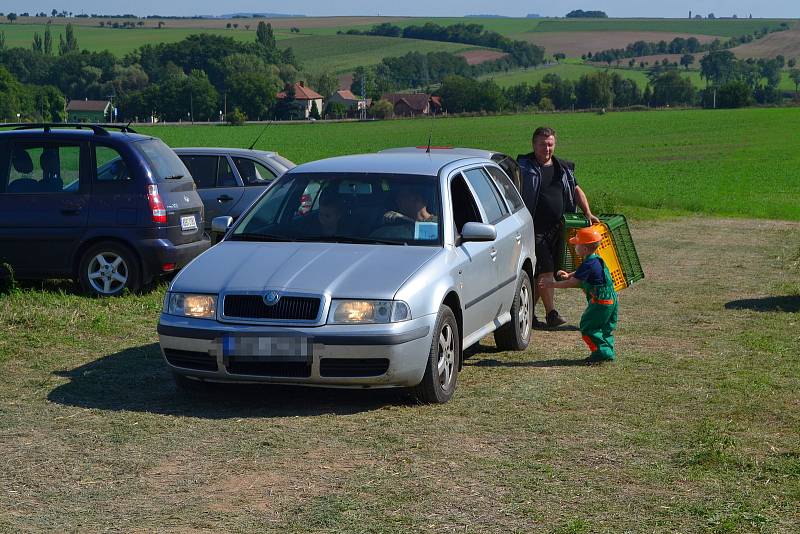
xmin=228 ymin=233 xmax=297 ymax=242
xmin=298 ymin=235 xmax=406 ymax=246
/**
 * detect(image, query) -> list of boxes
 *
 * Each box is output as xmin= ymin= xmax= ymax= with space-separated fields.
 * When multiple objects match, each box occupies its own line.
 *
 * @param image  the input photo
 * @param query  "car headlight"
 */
xmin=164 ymin=293 xmax=217 ymax=319
xmin=328 ymin=300 xmax=411 ymax=324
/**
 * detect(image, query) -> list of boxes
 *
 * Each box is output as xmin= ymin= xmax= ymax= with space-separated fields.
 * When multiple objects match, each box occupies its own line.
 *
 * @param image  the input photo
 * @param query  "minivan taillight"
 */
xmin=147 ymin=184 xmax=167 ymax=224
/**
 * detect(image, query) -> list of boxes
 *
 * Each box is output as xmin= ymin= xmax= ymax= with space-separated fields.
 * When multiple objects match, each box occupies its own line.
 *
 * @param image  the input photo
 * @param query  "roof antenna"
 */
xmin=425 ymin=131 xmax=432 ymax=154
xmin=248 ymin=122 xmax=272 ymax=150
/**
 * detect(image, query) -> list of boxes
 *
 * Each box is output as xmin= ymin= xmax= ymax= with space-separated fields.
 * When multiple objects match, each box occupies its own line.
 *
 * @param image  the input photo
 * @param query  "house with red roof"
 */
xmin=276 ymin=81 xmax=324 ymax=119
xmin=380 ymin=93 xmax=442 ymax=117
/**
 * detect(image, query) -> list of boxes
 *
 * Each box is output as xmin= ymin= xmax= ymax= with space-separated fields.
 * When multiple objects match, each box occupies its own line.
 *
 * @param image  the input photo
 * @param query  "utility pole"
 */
xmin=190 ymin=91 xmax=194 ymax=123
xmin=224 ymin=92 xmax=227 ymax=119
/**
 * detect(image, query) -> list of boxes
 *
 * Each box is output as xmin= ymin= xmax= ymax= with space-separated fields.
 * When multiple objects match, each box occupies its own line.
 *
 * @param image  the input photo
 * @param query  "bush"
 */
xmin=226 ymin=107 xmax=246 ymax=125
xmin=537 ymin=97 xmax=554 ymax=111
xmin=371 ymin=99 xmax=394 ymax=119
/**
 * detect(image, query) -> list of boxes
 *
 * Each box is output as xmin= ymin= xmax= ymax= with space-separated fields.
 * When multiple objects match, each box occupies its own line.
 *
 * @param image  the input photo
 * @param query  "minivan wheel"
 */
xmin=414 ymin=305 xmax=459 ymax=404
xmin=78 ymin=241 xmax=140 ymax=297
xmin=494 ymin=271 xmax=532 ymax=351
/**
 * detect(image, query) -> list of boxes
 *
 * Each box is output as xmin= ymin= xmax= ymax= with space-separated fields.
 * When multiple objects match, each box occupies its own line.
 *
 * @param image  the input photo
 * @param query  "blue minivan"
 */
xmin=0 ymin=124 xmax=211 ymax=296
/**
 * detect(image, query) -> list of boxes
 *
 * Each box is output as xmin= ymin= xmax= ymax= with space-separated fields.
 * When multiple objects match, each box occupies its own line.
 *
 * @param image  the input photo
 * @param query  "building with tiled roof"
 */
xmin=381 ymin=93 xmax=438 ymax=116
xmin=66 ymin=99 xmax=112 ymax=122
xmin=276 ymin=82 xmax=324 ymax=119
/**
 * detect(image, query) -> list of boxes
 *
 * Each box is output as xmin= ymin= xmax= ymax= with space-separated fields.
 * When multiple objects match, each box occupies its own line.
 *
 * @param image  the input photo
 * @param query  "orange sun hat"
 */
xmin=569 ymin=225 xmax=603 ymax=245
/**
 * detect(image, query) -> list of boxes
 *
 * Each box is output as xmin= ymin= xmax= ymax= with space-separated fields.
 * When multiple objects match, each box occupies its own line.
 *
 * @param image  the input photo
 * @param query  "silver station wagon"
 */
xmin=157 ymin=151 xmax=536 ymax=403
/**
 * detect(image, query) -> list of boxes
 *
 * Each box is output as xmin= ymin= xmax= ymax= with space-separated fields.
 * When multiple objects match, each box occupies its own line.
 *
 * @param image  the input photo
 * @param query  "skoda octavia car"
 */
xmin=157 ymin=151 xmax=536 ymax=403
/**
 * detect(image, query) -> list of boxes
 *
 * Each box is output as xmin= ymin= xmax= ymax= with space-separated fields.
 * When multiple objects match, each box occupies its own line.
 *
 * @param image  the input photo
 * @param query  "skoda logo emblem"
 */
xmin=263 ymin=291 xmax=281 ymax=306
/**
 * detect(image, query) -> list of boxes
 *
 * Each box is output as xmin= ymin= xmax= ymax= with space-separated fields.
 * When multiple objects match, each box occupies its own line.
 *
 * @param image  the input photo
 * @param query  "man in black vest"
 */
xmin=517 ymin=127 xmax=599 ymax=328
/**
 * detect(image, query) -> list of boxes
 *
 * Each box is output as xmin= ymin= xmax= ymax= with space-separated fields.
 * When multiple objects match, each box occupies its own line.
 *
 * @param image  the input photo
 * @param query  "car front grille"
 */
xmin=223 ymin=295 xmax=321 ymax=321
xmin=319 ymin=358 xmax=390 ymax=377
xmin=225 ymin=359 xmax=312 ymax=378
xmin=164 ymin=348 xmax=217 ymax=371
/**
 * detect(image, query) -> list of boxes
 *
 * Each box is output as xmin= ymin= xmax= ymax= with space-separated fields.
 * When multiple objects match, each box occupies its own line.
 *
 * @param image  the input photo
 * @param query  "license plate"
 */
xmin=221 ymin=336 xmax=312 ymax=362
xmin=180 ymin=214 xmax=197 ymax=231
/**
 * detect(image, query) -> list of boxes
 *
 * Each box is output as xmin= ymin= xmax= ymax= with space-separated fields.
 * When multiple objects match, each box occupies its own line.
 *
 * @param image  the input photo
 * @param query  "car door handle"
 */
xmin=489 ymin=248 xmax=498 ymax=260
xmin=217 ymin=195 xmax=234 ymax=202
xmin=60 ymin=208 xmax=81 ymax=216
xmin=515 ymin=232 xmax=522 ymax=243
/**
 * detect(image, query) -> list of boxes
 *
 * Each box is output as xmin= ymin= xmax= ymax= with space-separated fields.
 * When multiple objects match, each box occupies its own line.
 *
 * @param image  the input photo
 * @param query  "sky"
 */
xmin=1 ymin=1 xmax=798 ymax=19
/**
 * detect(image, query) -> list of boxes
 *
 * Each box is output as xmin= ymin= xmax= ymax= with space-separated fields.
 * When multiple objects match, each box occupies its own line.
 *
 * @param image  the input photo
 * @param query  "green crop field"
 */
xmin=531 ymin=18 xmax=794 ymax=36
xmin=139 ymin=107 xmax=800 ymax=221
xmin=2 ymin=108 xmax=799 ymax=532
xmin=0 ymin=22 xmax=303 ymax=56
xmin=277 ymin=34 xmax=484 ymax=75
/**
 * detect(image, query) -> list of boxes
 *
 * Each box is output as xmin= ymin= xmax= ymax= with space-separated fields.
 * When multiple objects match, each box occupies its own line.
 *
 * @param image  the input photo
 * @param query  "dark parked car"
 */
xmin=174 ymin=148 xmax=295 ymax=229
xmin=0 ymin=124 xmax=211 ymax=296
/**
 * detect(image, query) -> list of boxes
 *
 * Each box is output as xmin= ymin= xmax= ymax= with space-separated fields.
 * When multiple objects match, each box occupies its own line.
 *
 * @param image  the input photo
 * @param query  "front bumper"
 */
xmin=157 ymin=314 xmax=437 ymax=387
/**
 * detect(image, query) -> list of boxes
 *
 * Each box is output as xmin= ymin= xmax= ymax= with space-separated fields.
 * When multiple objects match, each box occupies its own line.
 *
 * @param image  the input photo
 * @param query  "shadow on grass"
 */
xmin=724 ymin=295 xmax=800 ymax=313
xmin=48 ymin=343 xmax=415 ymax=418
xmin=466 ymin=357 xmax=590 ymax=368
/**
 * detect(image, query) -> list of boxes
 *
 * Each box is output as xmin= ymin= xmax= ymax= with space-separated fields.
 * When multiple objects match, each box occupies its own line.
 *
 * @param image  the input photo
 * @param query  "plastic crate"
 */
xmin=558 ymin=213 xmax=644 ymax=291
xmin=598 ymin=214 xmax=645 ymax=286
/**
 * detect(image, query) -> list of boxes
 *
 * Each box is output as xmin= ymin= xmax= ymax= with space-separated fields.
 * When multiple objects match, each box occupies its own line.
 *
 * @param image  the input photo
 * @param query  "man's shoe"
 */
xmin=545 ymin=310 xmax=567 ymax=328
xmin=532 ymin=315 xmax=547 ymax=329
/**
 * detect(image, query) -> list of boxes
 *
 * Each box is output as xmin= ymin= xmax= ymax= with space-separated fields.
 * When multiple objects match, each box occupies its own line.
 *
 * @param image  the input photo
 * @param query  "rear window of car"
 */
xmin=136 ymin=139 xmax=191 ymax=182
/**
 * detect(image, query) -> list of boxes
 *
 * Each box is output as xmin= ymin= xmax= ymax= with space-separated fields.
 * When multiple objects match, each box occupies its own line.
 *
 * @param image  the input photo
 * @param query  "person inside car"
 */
xmin=384 ymin=186 xmax=438 ymax=224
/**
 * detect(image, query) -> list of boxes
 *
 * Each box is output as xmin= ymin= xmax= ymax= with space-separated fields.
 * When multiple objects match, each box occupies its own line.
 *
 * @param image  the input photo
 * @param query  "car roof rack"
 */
xmin=0 ymin=123 xmax=138 ymax=135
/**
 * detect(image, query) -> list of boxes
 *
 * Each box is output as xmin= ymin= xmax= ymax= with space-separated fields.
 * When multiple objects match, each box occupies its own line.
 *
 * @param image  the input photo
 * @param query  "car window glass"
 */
xmin=217 ymin=157 xmax=237 ymax=187
xmin=180 ymin=155 xmax=217 ymax=189
xmin=95 ymin=146 xmax=130 ymax=181
xmin=486 ymin=165 xmax=524 ymax=212
xmin=463 ymin=168 xmax=508 ymax=223
xmin=137 ymin=139 xmax=188 ymax=182
xmin=6 ymin=143 xmax=80 ymax=194
xmin=491 ymin=153 xmax=522 ymax=191
xmin=234 ymin=173 xmax=441 ymax=246
xmin=450 ymin=174 xmax=483 ymax=234
xmin=233 ymin=157 xmax=276 ymax=185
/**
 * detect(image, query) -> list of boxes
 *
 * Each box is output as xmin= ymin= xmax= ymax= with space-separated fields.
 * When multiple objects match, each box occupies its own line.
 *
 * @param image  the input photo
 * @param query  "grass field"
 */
xmin=1 ymin=216 xmax=798 ymax=531
xmin=2 ymin=108 xmax=799 ymax=532
xmin=141 ymin=108 xmax=800 ymax=221
xmin=277 ymin=35 xmax=484 ymax=75
xmin=0 ymin=22 xmax=300 ymax=56
xmin=531 ymin=18 xmax=794 ymax=36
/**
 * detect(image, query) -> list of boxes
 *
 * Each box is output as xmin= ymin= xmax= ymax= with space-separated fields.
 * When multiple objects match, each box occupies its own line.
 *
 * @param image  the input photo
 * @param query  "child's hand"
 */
xmin=556 ymin=270 xmax=569 ymax=280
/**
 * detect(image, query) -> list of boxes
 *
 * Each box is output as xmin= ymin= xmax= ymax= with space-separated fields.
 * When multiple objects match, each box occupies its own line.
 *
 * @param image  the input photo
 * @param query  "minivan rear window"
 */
xmin=136 ymin=139 xmax=190 ymax=182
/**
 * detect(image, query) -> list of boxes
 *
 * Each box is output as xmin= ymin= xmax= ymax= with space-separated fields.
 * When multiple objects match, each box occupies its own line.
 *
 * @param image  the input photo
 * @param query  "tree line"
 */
xmin=587 ymin=23 xmax=789 ymax=65
xmin=0 ymin=23 xmax=329 ymax=122
xmin=343 ymin=22 xmax=545 ymax=70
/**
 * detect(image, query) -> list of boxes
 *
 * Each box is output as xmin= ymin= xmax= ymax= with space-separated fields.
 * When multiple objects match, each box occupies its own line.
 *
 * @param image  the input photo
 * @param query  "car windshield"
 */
xmin=136 ymin=139 xmax=190 ymax=181
xmin=232 ymin=172 xmax=442 ymax=246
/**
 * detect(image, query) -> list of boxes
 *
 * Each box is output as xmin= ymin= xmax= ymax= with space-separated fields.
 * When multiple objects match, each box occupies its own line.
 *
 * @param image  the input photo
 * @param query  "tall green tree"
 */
xmin=651 ymin=70 xmax=696 ymax=106
xmin=6 ymin=13 xmax=18 ymax=23
xmin=680 ymin=54 xmax=694 ymax=70
xmin=256 ymin=21 xmax=276 ymax=49
xmin=700 ymin=50 xmax=736 ymax=86
xmin=44 ymin=24 xmax=53 ymax=55
xmin=790 ymin=68 xmax=800 ymax=94
xmin=58 ymin=24 xmax=79 ymax=55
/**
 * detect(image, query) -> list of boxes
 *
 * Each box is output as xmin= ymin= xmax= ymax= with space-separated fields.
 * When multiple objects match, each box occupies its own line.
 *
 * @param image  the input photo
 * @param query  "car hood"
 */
xmin=172 ymin=241 xmax=442 ymax=299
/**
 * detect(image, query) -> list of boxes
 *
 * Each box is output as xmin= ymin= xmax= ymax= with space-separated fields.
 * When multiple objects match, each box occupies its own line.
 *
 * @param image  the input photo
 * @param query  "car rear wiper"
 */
xmin=163 ymin=174 xmax=185 ymax=180
xmin=228 ymin=233 xmax=297 ymax=242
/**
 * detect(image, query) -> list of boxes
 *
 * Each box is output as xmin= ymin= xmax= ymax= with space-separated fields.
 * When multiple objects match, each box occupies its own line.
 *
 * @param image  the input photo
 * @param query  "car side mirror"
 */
xmin=460 ymin=222 xmax=496 ymax=242
xmin=211 ymin=216 xmax=233 ymax=234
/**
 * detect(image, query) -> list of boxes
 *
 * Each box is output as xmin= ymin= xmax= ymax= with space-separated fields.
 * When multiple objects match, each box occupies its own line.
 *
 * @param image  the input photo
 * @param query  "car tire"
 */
xmin=78 ymin=241 xmax=141 ymax=297
xmin=413 ymin=305 xmax=459 ymax=404
xmin=494 ymin=271 xmax=533 ymax=351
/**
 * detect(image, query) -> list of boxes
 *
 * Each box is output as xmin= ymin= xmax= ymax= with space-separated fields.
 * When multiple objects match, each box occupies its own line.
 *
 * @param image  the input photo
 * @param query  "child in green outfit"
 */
xmin=538 ymin=226 xmax=618 ymax=363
